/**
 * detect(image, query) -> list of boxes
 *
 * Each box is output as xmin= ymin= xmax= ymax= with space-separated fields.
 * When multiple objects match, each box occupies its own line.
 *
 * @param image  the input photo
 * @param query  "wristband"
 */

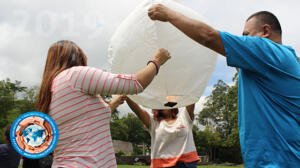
xmin=151 ymin=59 xmax=160 ymax=68
xmin=147 ymin=60 xmax=160 ymax=75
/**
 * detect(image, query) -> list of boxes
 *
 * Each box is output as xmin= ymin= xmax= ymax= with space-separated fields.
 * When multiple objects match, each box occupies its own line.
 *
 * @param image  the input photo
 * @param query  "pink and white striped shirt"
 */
xmin=49 ymin=66 xmax=143 ymax=168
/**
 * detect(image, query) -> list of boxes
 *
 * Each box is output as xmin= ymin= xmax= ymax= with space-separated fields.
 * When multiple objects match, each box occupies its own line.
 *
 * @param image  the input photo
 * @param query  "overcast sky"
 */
xmin=1 ymin=0 xmax=299 ymax=116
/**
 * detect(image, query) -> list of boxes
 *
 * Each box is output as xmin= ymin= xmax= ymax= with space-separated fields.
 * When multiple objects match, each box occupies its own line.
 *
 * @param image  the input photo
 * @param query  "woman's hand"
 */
xmin=109 ymin=95 xmax=127 ymax=111
xmin=152 ymin=48 xmax=171 ymax=66
xmin=136 ymin=48 xmax=171 ymax=89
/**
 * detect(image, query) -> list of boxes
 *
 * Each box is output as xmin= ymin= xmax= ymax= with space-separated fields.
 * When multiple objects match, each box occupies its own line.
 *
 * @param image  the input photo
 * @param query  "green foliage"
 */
xmin=117 ymin=149 xmax=126 ymax=156
xmin=110 ymin=118 xmax=129 ymax=141
xmin=0 ymin=79 xmax=24 ymax=127
xmin=0 ymin=79 xmax=37 ymax=144
xmin=130 ymin=151 xmax=138 ymax=156
xmin=123 ymin=114 xmax=150 ymax=145
xmin=195 ymin=74 xmax=242 ymax=163
xmin=17 ymin=86 xmax=38 ymax=113
xmin=193 ymin=125 xmax=222 ymax=161
xmin=133 ymin=162 xmax=146 ymax=166
xmin=110 ymin=113 xmax=151 ymax=155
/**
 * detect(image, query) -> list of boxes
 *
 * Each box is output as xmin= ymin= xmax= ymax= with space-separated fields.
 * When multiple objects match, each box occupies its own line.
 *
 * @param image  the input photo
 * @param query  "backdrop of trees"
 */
xmin=0 ymin=75 xmax=242 ymax=163
xmin=0 ymin=78 xmax=37 ymax=143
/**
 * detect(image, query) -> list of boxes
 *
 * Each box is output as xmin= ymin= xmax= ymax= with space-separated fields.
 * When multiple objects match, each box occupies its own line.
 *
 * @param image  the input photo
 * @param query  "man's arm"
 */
xmin=148 ymin=4 xmax=225 ymax=56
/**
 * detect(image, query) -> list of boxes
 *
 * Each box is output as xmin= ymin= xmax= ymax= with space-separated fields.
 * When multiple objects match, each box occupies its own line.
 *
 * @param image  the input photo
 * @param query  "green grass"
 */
xmin=118 ymin=166 xmax=244 ymax=168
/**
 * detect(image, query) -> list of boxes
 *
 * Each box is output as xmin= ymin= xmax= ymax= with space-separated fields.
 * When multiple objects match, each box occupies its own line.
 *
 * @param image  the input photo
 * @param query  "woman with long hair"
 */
xmin=123 ymin=96 xmax=199 ymax=168
xmin=35 ymin=40 xmax=170 ymax=168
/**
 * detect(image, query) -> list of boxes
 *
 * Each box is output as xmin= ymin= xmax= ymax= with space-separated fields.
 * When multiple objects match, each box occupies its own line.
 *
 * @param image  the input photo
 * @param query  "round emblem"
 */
xmin=10 ymin=111 xmax=59 ymax=159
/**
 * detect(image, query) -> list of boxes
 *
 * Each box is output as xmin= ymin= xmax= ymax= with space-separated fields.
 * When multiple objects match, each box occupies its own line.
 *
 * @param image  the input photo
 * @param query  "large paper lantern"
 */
xmin=108 ymin=0 xmax=217 ymax=109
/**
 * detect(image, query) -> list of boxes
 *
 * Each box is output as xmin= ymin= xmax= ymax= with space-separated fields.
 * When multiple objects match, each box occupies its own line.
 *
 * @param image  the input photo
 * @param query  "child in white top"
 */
xmin=123 ymin=96 xmax=199 ymax=168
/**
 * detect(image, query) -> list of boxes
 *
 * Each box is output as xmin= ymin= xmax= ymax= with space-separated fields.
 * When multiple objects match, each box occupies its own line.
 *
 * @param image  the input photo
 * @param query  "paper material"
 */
xmin=108 ymin=0 xmax=217 ymax=109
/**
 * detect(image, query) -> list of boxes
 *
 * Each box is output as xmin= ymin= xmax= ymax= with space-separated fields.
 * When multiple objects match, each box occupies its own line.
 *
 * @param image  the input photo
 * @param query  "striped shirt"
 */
xmin=49 ymin=66 xmax=143 ymax=168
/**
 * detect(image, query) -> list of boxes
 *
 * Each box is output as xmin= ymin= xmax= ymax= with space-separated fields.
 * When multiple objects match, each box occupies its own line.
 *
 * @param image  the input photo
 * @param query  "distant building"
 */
xmin=112 ymin=140 xmax=133 ymax=156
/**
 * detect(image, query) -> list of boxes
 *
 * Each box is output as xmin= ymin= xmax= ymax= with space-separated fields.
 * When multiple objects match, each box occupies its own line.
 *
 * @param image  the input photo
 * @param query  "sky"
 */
xmin=0 ymin=0 xmax=299 ymax=117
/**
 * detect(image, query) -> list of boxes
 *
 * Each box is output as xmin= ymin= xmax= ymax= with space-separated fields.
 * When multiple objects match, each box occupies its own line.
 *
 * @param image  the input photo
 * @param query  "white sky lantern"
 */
xmin=108 ymin=0 xmax=217 ymax=109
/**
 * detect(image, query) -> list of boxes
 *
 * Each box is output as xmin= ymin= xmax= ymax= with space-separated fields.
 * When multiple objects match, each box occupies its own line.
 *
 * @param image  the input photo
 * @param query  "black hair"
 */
xmin=247 ymin=11 xmax=282 ymax=35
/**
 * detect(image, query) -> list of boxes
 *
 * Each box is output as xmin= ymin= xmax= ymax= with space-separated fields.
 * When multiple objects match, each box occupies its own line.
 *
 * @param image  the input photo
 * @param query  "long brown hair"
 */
xmin=36 ymin=40 xmax=87 ymax=114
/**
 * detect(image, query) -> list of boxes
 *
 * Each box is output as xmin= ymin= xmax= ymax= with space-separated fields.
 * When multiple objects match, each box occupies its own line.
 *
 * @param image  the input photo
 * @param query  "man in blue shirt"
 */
xmin=148 ymin=4 xmax=300 ymax=168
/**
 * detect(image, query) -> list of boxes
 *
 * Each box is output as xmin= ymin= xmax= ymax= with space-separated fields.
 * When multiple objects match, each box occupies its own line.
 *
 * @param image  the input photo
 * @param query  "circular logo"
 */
xmin=10 ymin=111 xmax=59 ymax=159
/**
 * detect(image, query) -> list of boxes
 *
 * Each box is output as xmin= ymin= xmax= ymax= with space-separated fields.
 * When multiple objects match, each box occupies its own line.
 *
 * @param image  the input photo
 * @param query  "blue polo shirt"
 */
xmin=219 ymin=31 xmax=300 ymax=168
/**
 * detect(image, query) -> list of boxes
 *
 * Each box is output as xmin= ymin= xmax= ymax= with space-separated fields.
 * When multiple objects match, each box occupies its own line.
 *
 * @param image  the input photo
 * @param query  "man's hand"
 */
xmin=148 ymin=4 xmax=172 ymax=22
xmin=148 ymin=3 xmax=225 ymax=56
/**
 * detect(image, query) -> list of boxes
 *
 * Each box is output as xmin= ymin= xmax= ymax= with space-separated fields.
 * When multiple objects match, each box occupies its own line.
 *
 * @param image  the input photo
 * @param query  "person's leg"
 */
xmin=167 ymin=162 xmax=184 ymax=168
xmin=183 ymin=161 xmax=197 ymax=168
xmin=168 ymin=161 xmax=197 ymax=168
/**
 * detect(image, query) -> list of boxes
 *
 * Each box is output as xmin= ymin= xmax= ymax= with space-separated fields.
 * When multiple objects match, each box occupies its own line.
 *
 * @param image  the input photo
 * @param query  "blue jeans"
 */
xmin=168 ymin=161 xmax=197 ymax=168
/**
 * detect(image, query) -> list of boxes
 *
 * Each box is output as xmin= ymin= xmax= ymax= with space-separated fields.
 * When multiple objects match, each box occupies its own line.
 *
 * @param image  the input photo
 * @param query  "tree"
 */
xmin=103 ymin=94 xmax=151 ymax=155
xmin=193 ymin=125 xmax=221 ymax=161
xmin=17 ymin=86 xmax=38 ymax=113
xmin=123 ymin=113 xmax=150 ymax=145
xmin=198 ymin=76 xmax=238 ymax=140
xmin=110 ymin=117 xmax=129 ymax=141
xmin=0 ymin=79 xmax=25 ymax=127
xmin=110 ymin=113 xmax=151 ymax=155
xmin=0 ymin=79 xmax=37 ymax=144
xmin=195 ymin=73 xmax=242 ymax=163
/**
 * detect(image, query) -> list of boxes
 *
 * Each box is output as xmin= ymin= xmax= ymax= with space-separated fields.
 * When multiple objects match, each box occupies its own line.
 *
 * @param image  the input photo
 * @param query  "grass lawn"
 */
xmin=118 ymin=166 xmax=244 ymax=168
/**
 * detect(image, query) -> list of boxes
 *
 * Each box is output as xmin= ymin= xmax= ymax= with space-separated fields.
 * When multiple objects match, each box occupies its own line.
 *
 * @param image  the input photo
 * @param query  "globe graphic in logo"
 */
xmin=10 ymin=112 xmax=58 ymax=159
xmin=22 ymin=124 xmax=46 ymax=147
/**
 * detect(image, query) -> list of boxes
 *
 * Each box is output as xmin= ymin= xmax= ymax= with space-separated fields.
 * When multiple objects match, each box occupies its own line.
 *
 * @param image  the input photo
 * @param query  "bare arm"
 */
xmin=136 ymin=49 xmax=171 ymax=89
xmin=135 ymin=63 xmax=157 ymax=89
xmin=109 ymin=96 xmax=126 ymax=111
xmin=125 ymin=96 xmax=150 ymax=129
xmin=148 ymin=4 xmax=225 ymax=56
xmin=69 ymin=49 xmax=170 ymax=96
xmin=186 ymin=104 xmax=195 ymax=121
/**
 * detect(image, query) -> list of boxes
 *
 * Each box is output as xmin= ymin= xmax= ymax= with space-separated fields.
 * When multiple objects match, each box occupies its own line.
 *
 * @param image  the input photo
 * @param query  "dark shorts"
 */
xmin=168 ymin=161 xmax=197 ymax=168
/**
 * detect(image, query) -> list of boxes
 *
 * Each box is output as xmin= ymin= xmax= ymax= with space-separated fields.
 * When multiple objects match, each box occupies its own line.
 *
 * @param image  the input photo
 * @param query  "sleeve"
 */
xmin=219 ymin=31 xmax=271 ymax=73
xmin=181 ymin=109 xmax=193 ymax=126
xmin=69 ymin=66 xmax=143 ymax=95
